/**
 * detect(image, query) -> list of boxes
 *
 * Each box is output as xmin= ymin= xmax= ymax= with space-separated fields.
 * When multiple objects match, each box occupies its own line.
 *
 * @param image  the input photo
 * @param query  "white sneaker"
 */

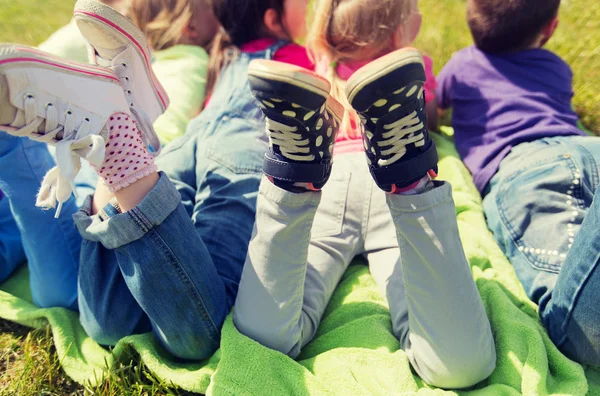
xmin=73 ymin=0 xmax=168 ymax=154
xmin=0 ymin=44 xmax=131 ymax=216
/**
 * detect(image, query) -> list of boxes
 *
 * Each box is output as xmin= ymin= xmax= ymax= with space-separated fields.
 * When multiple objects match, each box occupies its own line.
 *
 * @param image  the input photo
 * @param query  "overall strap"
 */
xmin=265 ymin=40 xmax=291 ymax=60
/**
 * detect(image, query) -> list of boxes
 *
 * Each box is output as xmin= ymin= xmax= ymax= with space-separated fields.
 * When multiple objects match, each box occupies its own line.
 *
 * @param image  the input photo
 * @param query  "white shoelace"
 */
xmin=10 ymin=95 xmax=105 ymax=217
xmin=376 ymin=110 xmax=425 ymax=167
xmin=112 ymin=59 xmax=161 ymax=156
xmin=266 ymin=118 xmax=314 ymax=162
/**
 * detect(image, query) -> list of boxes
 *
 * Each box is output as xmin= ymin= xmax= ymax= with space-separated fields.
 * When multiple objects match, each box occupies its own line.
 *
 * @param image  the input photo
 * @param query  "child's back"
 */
xmin=438 ymin=0 xmax=600 ymax=366
xmin=437 ymin=45 xmax=583 ymax=192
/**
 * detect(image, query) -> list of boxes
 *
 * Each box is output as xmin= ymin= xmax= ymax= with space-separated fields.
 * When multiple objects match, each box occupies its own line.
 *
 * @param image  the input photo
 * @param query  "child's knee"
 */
xmin=31 ymin=286 xmax=77 ymax=311
xmin=80 ymin=318 xmax=127 ymax=347
xmin=156 ymin=333 xmax=221 ymax=361
xmin=413 ymin=343 xmax=496 ymax=389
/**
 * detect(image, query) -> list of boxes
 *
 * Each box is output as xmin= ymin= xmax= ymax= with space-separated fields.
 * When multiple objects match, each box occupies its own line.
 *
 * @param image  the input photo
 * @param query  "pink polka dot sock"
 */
xmin=93 ymin=112 xmax=157 ymax=192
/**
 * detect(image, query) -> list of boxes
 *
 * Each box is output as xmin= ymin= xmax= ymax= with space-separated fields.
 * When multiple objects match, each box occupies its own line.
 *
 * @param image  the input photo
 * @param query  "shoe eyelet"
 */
xmin=121 ymin=62 xmax=127 ymax=67
xmin=24 ymin=93 xmax=35 ymax=100
xmin=66 ymin=110 xmax=73 ymax=116
xmin=124 ymin=77 xmax=129 ymax=81
xmin=126 ymin=90 xmax=132 ymax=95
xmin=130 ymin=103 xmax=134 ymax=107
xmin=84 ymin=117 xmax=91 ymax=122
xmin=45 ymin=103 xmax=53 ymax=109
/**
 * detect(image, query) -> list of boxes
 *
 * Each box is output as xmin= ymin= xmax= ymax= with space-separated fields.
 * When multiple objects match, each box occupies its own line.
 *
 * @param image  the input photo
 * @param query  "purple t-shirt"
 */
xmin=436 ymin=46 xmax=584 ymax=193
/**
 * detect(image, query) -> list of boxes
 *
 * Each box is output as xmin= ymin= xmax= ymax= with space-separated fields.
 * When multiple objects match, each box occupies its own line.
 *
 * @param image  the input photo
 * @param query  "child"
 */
xmin=127 ymin=0 xmax=218 ymax=144
xmin=436 ymin=0 xmax=600 ymax=365
xmin=233 ymin=0 xmax=496 ymax=388
xmin=0 ymin=0 xmax=313 ymax=360
xmin=0 ymin=0 xmax=218 ymax=283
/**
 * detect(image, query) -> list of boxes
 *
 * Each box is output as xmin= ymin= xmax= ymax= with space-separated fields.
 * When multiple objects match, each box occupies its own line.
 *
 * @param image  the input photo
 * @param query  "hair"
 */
xmin=306 ymin=0 xmax=418 ymax=133
xmin=467 ymin=0 xmax=560 ymax=54
xmin=206 ymin=0 xmax=285 ymax=97
xmin=127 ymin=0 xmax=206 ymax=51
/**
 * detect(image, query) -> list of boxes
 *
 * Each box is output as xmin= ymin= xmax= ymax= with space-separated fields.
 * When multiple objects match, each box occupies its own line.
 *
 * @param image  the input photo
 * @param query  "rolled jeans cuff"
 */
xmin=73 ymin=172 xmax=180 ymax=249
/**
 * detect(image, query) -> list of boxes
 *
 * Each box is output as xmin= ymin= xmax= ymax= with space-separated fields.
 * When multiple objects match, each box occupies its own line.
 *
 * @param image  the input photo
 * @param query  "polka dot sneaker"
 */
xmin=0 ymin=44 xmax=133 ymax=216
xmin=346 ymin=48 xmax=438 ymax=193
xmin=74 ymin=0 xmax=168 ymax=154
xmin=248 ymin=59 xmax=344 ymax=192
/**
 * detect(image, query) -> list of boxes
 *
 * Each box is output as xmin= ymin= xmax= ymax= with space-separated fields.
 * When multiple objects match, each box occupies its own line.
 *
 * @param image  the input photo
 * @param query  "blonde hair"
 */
xmin=127 ymin=0 xmax=204 ymax=51
xmin=307 ymin=0 xmax=418 ymax=133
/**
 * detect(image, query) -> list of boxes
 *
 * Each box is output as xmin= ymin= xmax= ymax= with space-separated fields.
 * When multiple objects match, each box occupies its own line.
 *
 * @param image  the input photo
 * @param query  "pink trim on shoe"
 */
xmin=73 ymin=10 xmax=169 ymax=110
xmin=0 ymin=57 xmax=120 ymax=82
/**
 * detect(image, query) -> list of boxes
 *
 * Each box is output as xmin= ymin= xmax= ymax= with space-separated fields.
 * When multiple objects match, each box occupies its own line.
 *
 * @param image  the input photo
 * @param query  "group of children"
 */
xmin=0 ymin=0 xmax=598 ymax=389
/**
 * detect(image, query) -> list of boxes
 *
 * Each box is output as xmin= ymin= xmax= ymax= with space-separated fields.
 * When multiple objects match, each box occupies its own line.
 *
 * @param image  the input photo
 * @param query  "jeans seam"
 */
xmin=576 ymin=142 xmax=600 ymax=193
xmin=554 ymin=250 xmax=600 ymax=343
xmin=128 ymin=208 xmax=150 ymax=233
xmin=132 ymin=197 xmax=221 ymax=339
xmin=146 ymin=229 xmax=221 ymax=340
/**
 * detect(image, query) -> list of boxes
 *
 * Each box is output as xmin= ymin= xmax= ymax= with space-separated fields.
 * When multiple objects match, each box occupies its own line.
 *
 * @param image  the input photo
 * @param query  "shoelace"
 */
xmin=10 ymin=94 xmax=105 ymax=217
xmin=112 ymin=58 xmax=162 ymax=156
xmin=375 ymin=110 xmax=425 ymax=167
xmin=266 ymin=118 xmax=315 ymax=162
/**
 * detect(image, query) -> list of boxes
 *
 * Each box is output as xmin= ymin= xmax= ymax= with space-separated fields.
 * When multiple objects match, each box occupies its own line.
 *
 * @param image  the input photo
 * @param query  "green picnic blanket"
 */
xmin=1 ymin=129 xmax=599 ymax=395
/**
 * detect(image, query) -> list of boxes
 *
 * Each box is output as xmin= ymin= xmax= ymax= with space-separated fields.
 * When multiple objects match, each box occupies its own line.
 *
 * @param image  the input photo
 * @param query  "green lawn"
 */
xmin=0 ymin=0 xmax=599 ymax=394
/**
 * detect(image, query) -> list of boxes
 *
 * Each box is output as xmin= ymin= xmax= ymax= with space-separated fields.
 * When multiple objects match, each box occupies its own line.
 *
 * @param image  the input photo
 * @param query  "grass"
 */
xmin=0 ymin=0 xmax=598 ymax=394
xmin=0 ymin=318 xmax=192 ymax=395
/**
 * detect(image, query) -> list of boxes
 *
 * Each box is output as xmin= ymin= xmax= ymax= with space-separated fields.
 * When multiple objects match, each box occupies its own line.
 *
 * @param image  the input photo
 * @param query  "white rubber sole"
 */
xmin=345 ymin=48 xmax=424 ymax=104
xmin=0 ymin=44 xmax=119 ymax=82
xmin=73 ymin=0 xmax=169 ymax=111
xmin=248 ymin=59 xmax=331 ymax=98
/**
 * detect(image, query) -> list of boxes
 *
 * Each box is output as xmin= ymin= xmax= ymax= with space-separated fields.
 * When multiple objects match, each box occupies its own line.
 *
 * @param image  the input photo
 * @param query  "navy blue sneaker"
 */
xmin=248 ymin=59 xmax=344 ymax=191
xmin=346 ymin=48 xmax=438 ymax=193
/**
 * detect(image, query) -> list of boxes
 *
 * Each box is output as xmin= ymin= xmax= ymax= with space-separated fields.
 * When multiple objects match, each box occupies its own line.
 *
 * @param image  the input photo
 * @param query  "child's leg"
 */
xmin=347 ymin=49 xmax=495 ymax=388
xmin=365 ymin=181 xmax=496 ymax=389
xmin=233 ymin=60 xmax=352 ymax=356
xmin=0 ymin=135 xmax=81 ymax=309
xmin=484 ymin=136 xmax=600 ymax=365
xmin=1 ymin=45 xmax=229 ymax=359
xmin=0 ymin=195 xmax=26 ymax=282
xmin=234 ymin=170 xmax=358 ymax=357
xmin=544 ymin=181 xmax=600 ymax=365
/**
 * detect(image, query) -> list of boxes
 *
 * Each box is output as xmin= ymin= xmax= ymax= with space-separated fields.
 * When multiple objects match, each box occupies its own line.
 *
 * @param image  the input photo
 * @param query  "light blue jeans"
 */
xmin=235 ymin=153 xmax=496 ymax=388
xmin=484 ymin=135 xmax=600 ymax=366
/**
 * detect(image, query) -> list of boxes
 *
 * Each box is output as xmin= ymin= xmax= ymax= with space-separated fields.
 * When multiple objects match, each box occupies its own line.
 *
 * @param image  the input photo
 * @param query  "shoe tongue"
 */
xmin=95 ymin=46 xmax=126 ymax=66
xmin=0 ymin=75 xmax=18 ymax=127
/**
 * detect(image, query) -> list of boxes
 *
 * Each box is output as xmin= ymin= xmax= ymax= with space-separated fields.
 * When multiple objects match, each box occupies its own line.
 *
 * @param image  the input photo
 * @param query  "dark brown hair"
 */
xmin=467 ymin=0 xmax=560 ymax=54
xmin=205 ymin=0 xmax=285 ymax=96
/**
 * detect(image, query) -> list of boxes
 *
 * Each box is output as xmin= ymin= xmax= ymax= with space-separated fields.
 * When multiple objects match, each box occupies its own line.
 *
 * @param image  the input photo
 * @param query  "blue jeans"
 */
xmin=484 ymin=135 xmax=600 ymax=365
xmin=0 ymin=137 xmax=97 ymax=305
xmin=0 ymin=41 xmax=284 ymax=360
xmin=0 ymin=135 xmax=96 ymax=310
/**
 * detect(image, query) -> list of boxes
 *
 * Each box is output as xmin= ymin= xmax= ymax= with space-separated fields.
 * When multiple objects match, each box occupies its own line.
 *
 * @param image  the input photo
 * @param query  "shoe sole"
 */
xmin=0 ymin=44 xmax=119 ymax=81
xmin=73 ymin=0 xmax=169 ymax=111
xmin=345 ymin=48 xmax=424 ymax=106
xmin=249 ymin=59 xmax=331 ymax=100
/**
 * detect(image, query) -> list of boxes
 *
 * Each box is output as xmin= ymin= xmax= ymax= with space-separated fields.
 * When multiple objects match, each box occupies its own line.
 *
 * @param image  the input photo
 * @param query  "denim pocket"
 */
xmin=495 ymin=152 xmax=584 ymax=273
xmin=311 ymin=172 xmax=351 ymax=238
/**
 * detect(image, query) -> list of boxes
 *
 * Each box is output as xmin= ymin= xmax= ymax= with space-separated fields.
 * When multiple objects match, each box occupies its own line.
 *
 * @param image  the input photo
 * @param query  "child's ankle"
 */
xmin=391 ymin=174 xmax=434 ymax=195
xmin=267 ymin=177 xmax=321 ymax=193
xmin=94 ymin=113 xmax=157 ymax=192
